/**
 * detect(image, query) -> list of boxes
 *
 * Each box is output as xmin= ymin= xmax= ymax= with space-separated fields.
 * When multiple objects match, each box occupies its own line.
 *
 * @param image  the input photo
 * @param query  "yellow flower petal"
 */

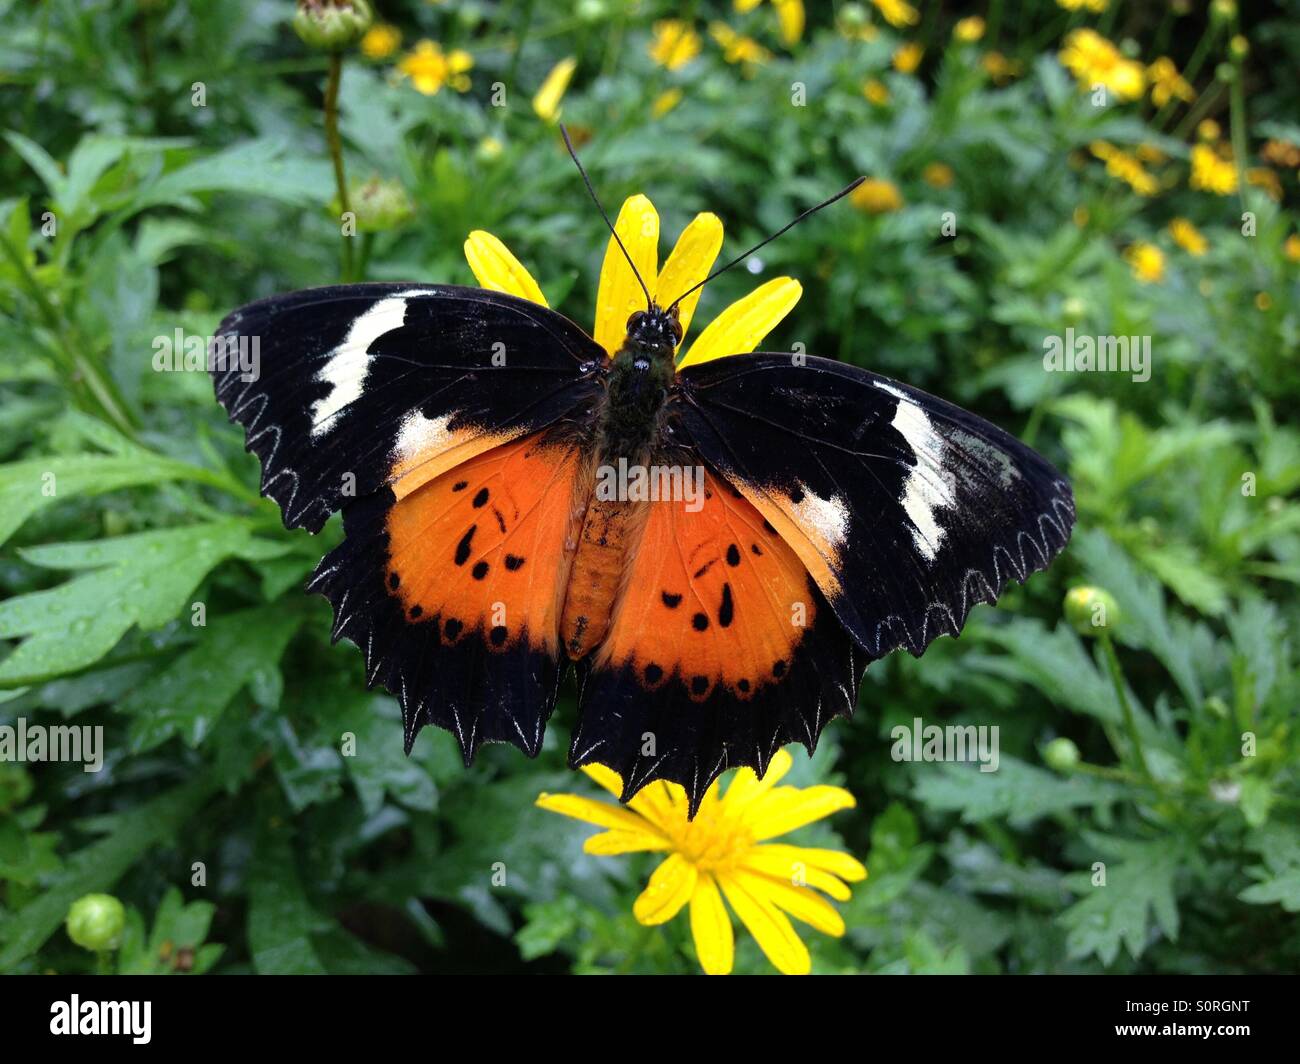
xmin=533 ymin=56 xmax=576 ymax=123
xmin=677 ymin=277 xmax=802 ymax=367
xmin=463 ymin=230 xmax=548 ymax=306
xmin=655 ymin=212 xmax=723 ymax=346
xmin=754 ymin=843 xmax=868 ymax=883
xmin=583 ymin=829 xmax=673 ymax=855
xmin=744 ymin=784 xmax=856 ymax=841
xmin=732 ymin=868 xmax=845 ymax=936
xmin=580 ymin=767 xmax=680 ymax=832
xmin=740 ymin=847 xmax=853 ymax=901
xmin=594 ymin=194 xmax=658 ymax=356
xmin=633 ymin=853 xmax=698 ymax=925
xmin=717 ymin=871 xmax=811 ymax=975
xmin=723 ymin=747 xmax=793 ymax=809
xmin=535 ymin=792 xmax=663 ymax=836
xmin=774 ymin=0 xmax=805 ymax=45
xmin=690 ymin=874 xmax=734 ymax=975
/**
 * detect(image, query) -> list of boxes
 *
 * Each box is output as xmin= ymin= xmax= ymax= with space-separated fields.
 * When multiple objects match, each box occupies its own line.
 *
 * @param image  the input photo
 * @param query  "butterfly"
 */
xmin=211 ymin=134 xmax=1074 ymax=816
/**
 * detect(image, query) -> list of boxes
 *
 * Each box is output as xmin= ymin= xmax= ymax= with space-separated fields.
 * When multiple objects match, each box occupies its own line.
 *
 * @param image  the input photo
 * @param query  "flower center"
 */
xmin=671 ymin=809 xmax=754 ymax=872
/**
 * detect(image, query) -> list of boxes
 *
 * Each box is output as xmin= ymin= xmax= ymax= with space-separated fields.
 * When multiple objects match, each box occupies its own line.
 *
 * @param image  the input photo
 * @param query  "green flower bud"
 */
xmin=576 ymin=0 xmax=607 ymax=22
xmin=66 ymin=894 xmax=126 ymax=953
xmin=1063 ymin=586 xmax=1120 ymax=636
xmin=839 ymin=3 xmax=868 ymax=29
xmin=336 ymin=177 xmax=414 ymax=232
xmin=1215 ymin=61 xmax=1236 ymax=84
xmin=293 ymin=0 xmax=374 ymax=52
xmin=1210 ymin=0 xmax=1237 ymax=24
xmin=1044 ymin=737 xmax=1081 ymax=773
xmin=1062 ymin=295 xmax=1087 ymax=324
xmin=1229 ymin=35 xmax=1249 ymax=60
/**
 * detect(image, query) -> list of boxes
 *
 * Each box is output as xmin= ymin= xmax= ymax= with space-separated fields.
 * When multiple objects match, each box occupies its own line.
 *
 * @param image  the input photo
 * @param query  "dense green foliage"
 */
xmin=1 ymin=0 xmax=1297 ymax=975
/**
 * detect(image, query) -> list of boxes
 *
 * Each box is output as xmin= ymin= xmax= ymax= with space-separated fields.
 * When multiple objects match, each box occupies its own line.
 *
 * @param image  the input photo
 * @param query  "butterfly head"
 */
xmin=625 ymin=304 xmax=682 ymax=362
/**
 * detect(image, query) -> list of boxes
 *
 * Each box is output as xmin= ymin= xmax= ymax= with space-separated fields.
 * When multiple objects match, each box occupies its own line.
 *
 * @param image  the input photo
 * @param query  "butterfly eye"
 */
xmin=626 ymin=311 xmax=647 ymax=331
xmin=667 ymin=318 xmax=683 ymax=344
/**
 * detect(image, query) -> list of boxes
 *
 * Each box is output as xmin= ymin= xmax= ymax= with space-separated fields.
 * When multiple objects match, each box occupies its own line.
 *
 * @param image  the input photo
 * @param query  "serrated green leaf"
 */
xmin=0 ymin=521 xmax=279 ymax=686
xmin=119 ymin=605 xmax=302 ymax=752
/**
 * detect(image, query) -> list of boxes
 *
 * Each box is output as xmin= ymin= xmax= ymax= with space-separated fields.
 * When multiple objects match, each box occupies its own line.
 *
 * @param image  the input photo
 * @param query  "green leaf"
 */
xmin=0 ymin=452 xmax=193 ymax=549
xmin=131 ymin=139 xmax=335 ymax=214
xmin=913 ymin=757 xmax=1123 ymax=825
xmin=119 ymin=605 xmax=303 ymax=752
xmin=0 ymin=521 xmax=282 ymax=687
xmin=247 ymin=819 xmax=330 ymax=975
xmin=341 ymin=696 xmax=438 ymax=815
xmin=1058 ymin=837 xmax=1181 ymax=966
xmin=0 ymin=777 xmax=215 ymax=969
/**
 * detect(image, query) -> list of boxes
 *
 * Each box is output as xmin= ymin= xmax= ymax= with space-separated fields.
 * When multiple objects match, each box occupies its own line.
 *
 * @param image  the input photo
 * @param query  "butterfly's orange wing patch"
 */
xmin=572 ymin=469 xmax=860 ymax=812
xmin=386 ymin=434 xmax=586 ymax=656
xmin=594 ymin=473 xmax=813 ymax=699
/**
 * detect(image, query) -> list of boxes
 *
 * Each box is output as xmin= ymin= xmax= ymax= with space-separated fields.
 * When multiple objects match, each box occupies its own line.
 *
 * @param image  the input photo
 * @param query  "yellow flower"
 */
xmin=1168 ymin=218 xmax=1207 ymax=256
xmin=893 ymin=42 xmax=924 ymax=74
xmin=533 ymin=56 xmax=576 ymax=123
xmin=477 ymin=136 xmax=503 ymax=161
xmin=954 ymin=17 xmax=985 ymax=43
xmin=1135 ymin=143 xmax=1167 ymax=164
xmin=360 ymin=24 xmax=401 ymax=60
xmin=710 ymin=22 xmax=772 ymax=72
xmin=734 ymin=0 xmax=805 ymax=46
xmin=536 ymin=750 xmax=866 ymax=975
xmin=1059 ymin=29 xmax=1145 ymax=101
xmin=1056 ymin=0 xmax=1108 ymax=11
xmin=1148 ymin=57 xmax=1194 ymax=107
xmin=862 ymin=78 xmax=890 ymax=106
xmin=1285 ymin=234 xmax=1300 ymax=263
xmin=872 ymin=0 xmax=919 ymax=29
xmin=982 ymin=51 xmax=1022 ymax=84
xmin=1197 ymin=118 xmax=1221 ymax=142
xmin=851 ymin=177 xmax=903 ymax=214
xmin=1261 ymin=138 xmax=1300 ymax=168
xmin=1190 ymin=143 xmax=1238 ymax=194
xmin=464 ymin=194 xmax=802 ymax=366
xmin=1247 ymin=166 xmax=1282 ymax=202
xmin=1089 ymin=141 xmax=1157 ymax=196
xmin=922 ymin=161 xmax=954 ymax=188
xmin=651 ymin=87 xmax=683 ymax=118
xmin=649 ymin=20 xmax=701 ymax=70
xmin=1125 ymin=242 xmax=1165 ymax=284
xmin=397 ymin=40 xmax=472 ymax=95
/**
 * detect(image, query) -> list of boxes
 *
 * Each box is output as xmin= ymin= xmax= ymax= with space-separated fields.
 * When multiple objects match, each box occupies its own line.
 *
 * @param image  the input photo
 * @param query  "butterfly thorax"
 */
xmin=561 ymin=306 xmax=681 ymax=660
xmin=596 ymin=307 xmax=680 ymax=461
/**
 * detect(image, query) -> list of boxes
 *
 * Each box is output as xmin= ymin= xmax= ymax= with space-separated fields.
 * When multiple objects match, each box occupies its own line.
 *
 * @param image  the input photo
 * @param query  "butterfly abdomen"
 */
xmin=560 ymin=324 xmax=675 ymax=660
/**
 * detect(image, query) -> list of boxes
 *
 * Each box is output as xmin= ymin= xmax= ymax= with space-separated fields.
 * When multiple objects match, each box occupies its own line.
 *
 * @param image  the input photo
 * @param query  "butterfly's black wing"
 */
xmin=212 ymin=283 xmax=604 ymax=531
xmin=566 ymin=352 xmax=1072 ymax=815
xmin=212 ymin=284 xmax=606 ymax=762
xmin=670 ymin=353 xmax=1075 ymax=660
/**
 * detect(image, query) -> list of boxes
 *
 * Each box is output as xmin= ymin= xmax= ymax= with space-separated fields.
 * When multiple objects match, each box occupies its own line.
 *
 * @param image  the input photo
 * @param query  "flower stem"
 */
xmin=324 ymin=51 xmax=354 ymax=283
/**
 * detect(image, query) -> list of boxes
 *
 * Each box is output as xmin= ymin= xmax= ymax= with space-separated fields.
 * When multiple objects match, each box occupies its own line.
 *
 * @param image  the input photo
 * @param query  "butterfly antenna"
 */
xmin=559 ymin=123 xmax=653 ymax=309
xmin=667 ymin=176 xmax=866 ymax=311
